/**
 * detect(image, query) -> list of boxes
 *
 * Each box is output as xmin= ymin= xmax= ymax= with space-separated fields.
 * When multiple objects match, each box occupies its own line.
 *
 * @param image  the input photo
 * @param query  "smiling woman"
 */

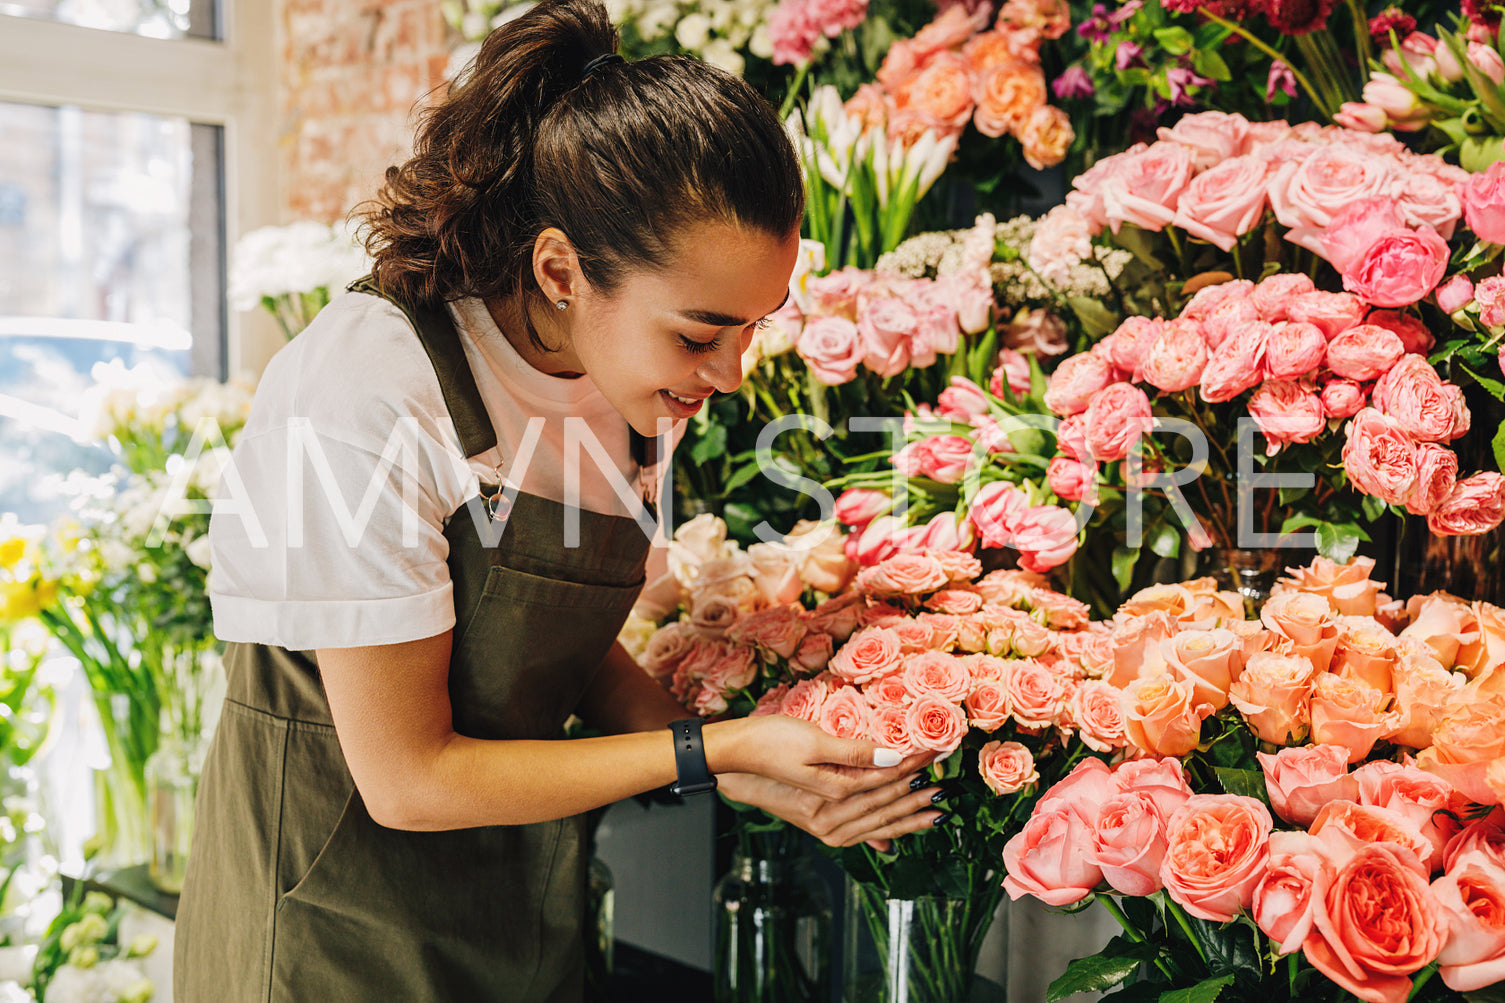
xmin=173 ymin=1 xmax=947 ymax=1000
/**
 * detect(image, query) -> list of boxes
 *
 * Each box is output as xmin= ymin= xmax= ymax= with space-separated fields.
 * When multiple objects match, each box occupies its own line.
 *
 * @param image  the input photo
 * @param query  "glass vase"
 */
xmin=842 ymin=879 xmax=1004 ymax=1003
xmin=144 ymin=732 xmax=206 ymax=893
xmin=1195 ymin=547 xmax=1293 ymax=617
xmin=714 ymin=851 xmax=832 ymax=1002
xmin=583 ymin=855 xmax=614 ymax=1000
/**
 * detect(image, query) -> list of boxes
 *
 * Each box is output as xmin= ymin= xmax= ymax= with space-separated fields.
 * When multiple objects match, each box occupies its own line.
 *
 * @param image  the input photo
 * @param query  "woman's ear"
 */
xmin=532 ymin=228 xmax=582 ymax=305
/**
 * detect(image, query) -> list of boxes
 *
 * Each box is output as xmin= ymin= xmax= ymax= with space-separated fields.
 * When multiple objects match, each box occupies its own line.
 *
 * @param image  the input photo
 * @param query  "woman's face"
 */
xmin=565 ymin=220 xmax=800 ymax=438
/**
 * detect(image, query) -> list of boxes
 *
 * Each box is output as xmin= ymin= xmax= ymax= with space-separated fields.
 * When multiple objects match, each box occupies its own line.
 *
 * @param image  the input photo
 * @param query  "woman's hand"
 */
xmin=716 ymin=769 xmax=946 ymax=851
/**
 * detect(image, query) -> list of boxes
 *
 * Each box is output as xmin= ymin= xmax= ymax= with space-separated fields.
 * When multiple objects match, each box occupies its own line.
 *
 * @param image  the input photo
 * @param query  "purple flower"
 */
xmin=1115 ymin=40 xmax=1145 ymax=70
xmin=1077 ymin=3 xmax=1113 ymax=42
xmin=1052 ymin=65 xmax=1096 ymax=99
xmin=1166 ymin=65 xmax=1214 ymax=104
xmin=1266 ymin=60 xmax=1297 ymax=100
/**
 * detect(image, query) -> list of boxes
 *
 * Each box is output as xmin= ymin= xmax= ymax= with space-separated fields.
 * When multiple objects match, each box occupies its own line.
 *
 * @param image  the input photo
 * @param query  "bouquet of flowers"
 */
xmin=1003 ymin=554 xmax=1505 ymax=1003
xmin=227 ymin=221 xmax=368 ymax=340
xmin=24 ymin=890 xmax=156 ymax=1003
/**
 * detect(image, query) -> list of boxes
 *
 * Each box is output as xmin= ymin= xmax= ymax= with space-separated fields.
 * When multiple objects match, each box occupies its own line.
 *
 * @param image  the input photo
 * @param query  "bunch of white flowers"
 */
xmin=228 ymin=221 xmax=369 ymax=338
xmin=605 ymin=0 xmax=775 ymax=74
xmin=441 ymin=0 xmax=535 ymax=41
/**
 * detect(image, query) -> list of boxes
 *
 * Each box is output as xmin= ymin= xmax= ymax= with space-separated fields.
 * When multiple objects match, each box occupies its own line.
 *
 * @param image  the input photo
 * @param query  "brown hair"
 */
xmin=357 ymin=0 xmax=804 ymax=346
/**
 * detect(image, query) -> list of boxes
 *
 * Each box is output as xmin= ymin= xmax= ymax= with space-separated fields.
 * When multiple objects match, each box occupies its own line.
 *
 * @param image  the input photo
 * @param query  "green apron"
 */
xmin=174 ymin=281 xmax=654 ymax=1002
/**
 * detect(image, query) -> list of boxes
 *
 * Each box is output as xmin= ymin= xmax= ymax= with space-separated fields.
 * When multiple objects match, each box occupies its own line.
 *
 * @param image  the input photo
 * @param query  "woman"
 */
xmin=174 ymin=2 xmax=945 ymax=999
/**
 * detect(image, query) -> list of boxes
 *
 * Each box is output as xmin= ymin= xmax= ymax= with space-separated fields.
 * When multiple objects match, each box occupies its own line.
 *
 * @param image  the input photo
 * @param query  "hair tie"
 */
xmin=580 ymin=52 xmax=624 ymax=80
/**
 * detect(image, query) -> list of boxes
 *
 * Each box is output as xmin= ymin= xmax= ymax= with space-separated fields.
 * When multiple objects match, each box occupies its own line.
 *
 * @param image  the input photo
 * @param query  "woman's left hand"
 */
xmin=716 ymin=763 xmax=944 ymax=851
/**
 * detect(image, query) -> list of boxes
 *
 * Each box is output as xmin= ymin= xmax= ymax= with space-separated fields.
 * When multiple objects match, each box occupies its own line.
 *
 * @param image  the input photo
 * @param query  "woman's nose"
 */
xmin=698 ymin=329 xmax=751 ymax=394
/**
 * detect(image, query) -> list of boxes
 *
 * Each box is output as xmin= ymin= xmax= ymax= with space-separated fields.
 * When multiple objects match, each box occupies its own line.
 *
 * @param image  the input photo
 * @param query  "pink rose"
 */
xmin=1122 ymin=673 xmax=1213 ymax=758
xmin=1156 ymin=110 xmax=1251 ymax=170
xmin=936 ymin=376 xmax=991 ymax=422
xmin=795 ymin=632 xmax=834 ymax=673
xmin=1098 ymin=142 xmax=1196 ymax=233
xmin=1046 ymin=456 xmax=1093 ymax=503
xmin=780 ymin=676 xmax=831 ymax=723
xmin=1002 ymin=803 xmax=1104 ymax=906
xmin=1181 ymin=279 xmax=1255 ymax=322
xmin=1436 ymin=274 xmax=1476 ymax=315
xmin=1141 ymin=318 xmax=1208 ymax=392
xmin=1044 ymin=352 xmax=1116 ymax=416
xmin=1248 ymin=380 xmax=1326 ymax=455
xmin=1342 ymin=226 xmax=1452 ymax=308
xmin=1365 ymin=309 xmax=1434 ymax=355
xmin=967 ymin=481 xmax=1029 ymax=549
xmin=936 ymin=272 xmax=996 ymax=336
xmin=1038 ymin=757 xmax=1116 ymax=821
xmin=851 ymin=515 xmax=904 ymax=566
xmin=1170 ymin=155 xmax=1271 ymax=251
xmin=830 ymin=626 xmax=904 ymax=684
xmin=1200 ymin=297 xmax=1260 ymax=352
xmin=1257 ymin=744 xmax=1360 ymax=827
xmin=1070 ymin=680 xmax=1128 ymax=752
xmin=1106 ymin=315 xmax=1161 ymax=380
xmin=978 ymin=739 xmax=1038 ymax=795
xmin=1398 ymin=169 xmax=1464 ymax=240
xmin=912 ymin=434 xmax=976 ymax=484
xmin=1321 ymin=197 xmax=1408 ymax=274
xmin=964 ymin=678 xmax=1010 ymax=731
xmin=1160 ymin=794 xmax=1273 ymax=922
xmin=1256 ymin=831 xmax=1335 ymax=953
xmin=1343 ymin=407 xmax=1418 ymax=505
xmin=1251 ymin=273 xmax=1317 ymax=322
xmin=1433 ymin=850 xmax=1505 ymax=991
xmin=1089 ymin=791 xmax=1171 ymax=896
xmin=1321 ymin=379 xmax=1367 ymax=419
xmin=1309 ymin=674 xmax=1395 ymax=763
xmin=1287 ymin=290 xmax=1368 ymax=340
xmin=727 ymin=604 xmax=807 ymax=659
xmin=1001 ymin=307 xmax=1068 ymax=355
xmin=1005 ymin=657 xmax=1067 ymax=728
xmin=1481 ymin=275 xmax=1505 ymax=328
xmin=905 ymin=693 xmax=968 ymax=755
xmin=858 ymin=297 xmax=915 ymax=378
xmin=1460 ymin=160 xmax=1505 ymax=245
xmin=834 ymin=488 xmax=892 ymax=529
xmin=901 ymin=650 xmax=971 ymax=702
xmin=925 ymin=587 xmax=982 ymax=616
xmin=1355 ymin=760 xmax=1456 ymax=870
xmin=1112 ymin=757 xmax=1194 ymax=818
xmin=1269 ymin=146 xmax=1402 ymax=253
xmin=1304 ymin=844 xmax=1447 ymax=1003
xmin=804 ymin=266 xmax=870 ymax=318
xmin=1199 ymin=321 xmax=1271 ymax=403
xmin=1373 ymin=354 xmax=1467 ymax=443
xmin=1085 ymin=382 xmax=1152 ymax=462
xmin=1428 ymin=473 xmax=1505 ymax=536
xmin=798 ymin=316 xmax=865 ymax=385
xmin=1326 ymin=324 xmax=1406 ymax=381
xmin=818 ymin=684 xmax=874 ymax=740
xmin=1264 ymin=321 xmax=1328 ymax=380
xmin=1009 ymin=504 xmax=1080 ymax=573
xmin=854 ymin=554 xmax=949 ymax=596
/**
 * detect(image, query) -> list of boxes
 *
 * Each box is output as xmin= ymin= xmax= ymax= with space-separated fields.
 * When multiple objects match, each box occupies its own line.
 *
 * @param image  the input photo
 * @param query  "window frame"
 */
xmin=0 ymin=2 xmax=281 ymax=376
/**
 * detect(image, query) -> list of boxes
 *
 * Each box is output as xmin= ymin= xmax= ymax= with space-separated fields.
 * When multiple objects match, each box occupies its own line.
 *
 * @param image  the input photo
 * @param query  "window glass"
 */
xmin=0 ymin=100 xmax=222 ymax=523
xmin=0 ymin=0 xmax=216 ymax=40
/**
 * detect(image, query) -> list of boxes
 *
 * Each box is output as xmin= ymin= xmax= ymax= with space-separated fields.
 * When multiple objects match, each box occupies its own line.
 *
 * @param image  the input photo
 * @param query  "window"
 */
xmin=0 ymin=2 xmax=274 ymax=523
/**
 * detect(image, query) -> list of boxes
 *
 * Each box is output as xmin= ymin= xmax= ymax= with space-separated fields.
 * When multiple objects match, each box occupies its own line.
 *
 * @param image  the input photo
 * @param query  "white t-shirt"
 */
xmin=208 ymin=291 xmax=673 ymax=651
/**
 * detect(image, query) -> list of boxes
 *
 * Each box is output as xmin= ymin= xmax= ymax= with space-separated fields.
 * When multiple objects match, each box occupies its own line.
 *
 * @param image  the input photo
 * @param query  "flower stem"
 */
xmin=1198 ymin=11 xmax=1332 ymax=118
xmin=1164 ymin=898 xmax=1209 ymax=970
xmin=1097 ymin=895 xmax=1180 ymax=983
xmin=778 ymin=61 xmax=812 ymax=121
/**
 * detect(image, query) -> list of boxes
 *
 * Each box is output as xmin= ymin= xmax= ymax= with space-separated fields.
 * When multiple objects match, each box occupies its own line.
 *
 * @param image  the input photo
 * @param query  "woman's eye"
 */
xmin=679 ymin=334 xmax=720 ymax=355
xmin=754 ymin=317 xmax=773 ymax=331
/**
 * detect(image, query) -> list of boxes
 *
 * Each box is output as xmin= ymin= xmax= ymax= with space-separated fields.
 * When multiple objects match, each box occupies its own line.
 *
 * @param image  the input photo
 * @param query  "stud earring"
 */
xmin=556 ymin=300 xmax=568 ymax=311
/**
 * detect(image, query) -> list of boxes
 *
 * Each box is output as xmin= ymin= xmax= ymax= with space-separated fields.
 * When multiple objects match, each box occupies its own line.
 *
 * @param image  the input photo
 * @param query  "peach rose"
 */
xmin=1122 ymin=672 xmax=1213 ymax=758
xmin=1433 ymin=849 xmax=1505 ymax=991
xmin=818 ymin=683 xmax=874 ymax=740
xmin=973 ymin=60 xmax=1047 ymax=140
xmin=1258 ymin=744 xmax=1360 ymax=827
xmin=1310 ymin=673 xmax=1396 ymax=763
xmin=1020 ymin=104 xmax=1073 ymax=171
xmin=855 ymin=553 xmax=949 ymax=596
xmin=1355 ymin=760 xmax=1457 ymax=870
xmin=1326 ymin=324 xmax=1406 ymax=382
xmin=978 ymin=739 xmax=1038 ymax=795
xmin=1343 ymin=408 xmax=1419 ymax=506
xmin=1263 ymin=590 xmax=1340 ymax=666
xmin=830 ymin=626 xmax=904 ymax=684
xmin=905 ymin=693 xmax=968 ymax=755
xmin=1416 ymin=692 xmax=1505 ymax=805
xmin=1256 ymin=831 xmax=1335 ymax=953
xmin=1141 ymin=318 xmax=1208 ymax=392
xmin=1170 ymin=155 xmax=1271 ymax=252
xmin=1388 ymin=653 xmax=1464 ymax=749
xmin=1006 ymin=657 xmax=1067 ymax=728
xmin=1401 ymin=592 xmax=1474 ymax=667
xmin=1160 ymin=794 xmax=1273 ymax=922
xmin=1162 ymin=628 xmax=1243 ymax=710
xmin=1228 ymin=650 xmax=1319 ymax=744
xmin=1286 ymin=290 xmax=1369 ymax=340
xmin=908 ymin=51 xmax=975 ymax=132
xmin=1107 ymin=611 xmax=1174 ymax=688
xmin=901 ymin=650 xmax=971 ymax=703
xmin=1275 ymin=556 xmax=1388 ymax=617
xmin=1089 ymin=791 xmax=1170 ymax=896
xmin=747 ymin=544 xmax=805 ymax=606
xmin=964 ymin=678 xmax=1010 ymax=731
xmin=1002 ymin=803 xmax=1104 ymax=906
xmin=1304 ymin=844 xmax=1447 ymax=1003
xmin=869 ymin=702 xmax=917 ymax=756
xmin=1070 ymin=679 xmax=1129 ymax=752
xmin=1428 ymin=473 xmax=1505 ymax=537
xmin=780 ymin=676 xmax=832 ymax=723
xmin=1459 ymin=600 xmax=1505 ymax=685
xmin=1331 ymin=616 xmax=1399 ymax=692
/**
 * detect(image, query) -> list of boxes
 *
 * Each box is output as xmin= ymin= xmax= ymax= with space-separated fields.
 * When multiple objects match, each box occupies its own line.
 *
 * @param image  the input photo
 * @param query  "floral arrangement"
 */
xmin=227 ymin=221 xmax=369 ymax=340
xmin=1003 ymin=554 xmax=1505 ymax=1002
xmin=22 ymin=891 xmax=157 ymax=1003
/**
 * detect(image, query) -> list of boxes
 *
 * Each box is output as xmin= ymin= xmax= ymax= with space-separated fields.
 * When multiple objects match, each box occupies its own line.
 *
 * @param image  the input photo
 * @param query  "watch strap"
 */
xmin=667 ymin=718 xmax=717 ymax=796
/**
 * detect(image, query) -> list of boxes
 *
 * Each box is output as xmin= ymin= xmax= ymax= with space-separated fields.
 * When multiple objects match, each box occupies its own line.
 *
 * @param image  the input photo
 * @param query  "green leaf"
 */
xmin=1068 ymin=296 xmax=1122 ymax=338
xmin=1214 ymin=767 xmax=1269 ymax=804
xmin=1493 ymin=422 xmax=1505 ymax=477
xmin=1190 ymin=48 xmax=1230 ymax=81
xmin=1316 ymin=522 xmax=1361 ymax=563
xmin=1361 ymin=494 xmax=1386 ymax=523
xmin=1460 ymin=363 xmax=1505 ymax=402
xmin=723 ymin=461 xmax=763 ymax=493
xmin=1464 ymin=986 xmax=1505 ymax=1003
xmin=687 ymin=420 xmax=727 ymax=466
xmin=1046 ymin=940 xmax=1159 ymax=1000
xmin=1112 ymin=545 xmax=1140 ymax=593
xmin=1149 ymin=521 xmax=1181 ymax=559
xmin=1158 ymin=974 xmax=1235 ymax=1003
xmin=1153 ymin=26 xmax=1194 ymax=53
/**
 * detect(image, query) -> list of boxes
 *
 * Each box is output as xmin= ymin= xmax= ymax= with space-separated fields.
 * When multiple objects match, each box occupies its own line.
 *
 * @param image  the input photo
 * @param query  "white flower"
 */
xmin=0 ymin=946 xmax=35 ymax=984
xmin=227 ymin=221 xmax=369 ymax=311
xmin=748 ymin=23 xmax=773 ymax=58
xmin=700 ymin=37 xmax=744 ymax=75
xmin=635 ymin=3 xmax=680 ymax=41
xmin=674 ymin=12 xmax=711 ymax=50
xmin=185 ymin=535 xmax=213 ymax=571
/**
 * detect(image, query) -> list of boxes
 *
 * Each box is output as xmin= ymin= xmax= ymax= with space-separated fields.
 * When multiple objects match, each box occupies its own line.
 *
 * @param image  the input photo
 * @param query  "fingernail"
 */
xmin=930 ymin=811 xmax=950 ymax=826
xmin=908 ymin=773 xmax=928 ymax=791
xmin=929 ymin=789 xmax=948 ymax=804
xmin=874 ymin=748 xmax=903 ymax=768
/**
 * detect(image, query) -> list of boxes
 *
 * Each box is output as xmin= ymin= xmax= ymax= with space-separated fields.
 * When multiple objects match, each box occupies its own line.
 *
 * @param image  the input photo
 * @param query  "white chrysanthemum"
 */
xmin=674 ymin=11 xmax=711 ymax=49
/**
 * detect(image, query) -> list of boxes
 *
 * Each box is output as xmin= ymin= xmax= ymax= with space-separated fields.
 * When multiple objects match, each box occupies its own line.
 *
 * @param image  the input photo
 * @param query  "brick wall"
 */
xmin=278 ymin=0 xmax=452 ymax=222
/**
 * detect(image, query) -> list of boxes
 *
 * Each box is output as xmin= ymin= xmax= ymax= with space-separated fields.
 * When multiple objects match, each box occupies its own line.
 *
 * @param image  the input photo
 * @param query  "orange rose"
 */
xmin=1108 ymin=611 xmax=1174 ymax=688
xmin=1274 ymin=555 xmax=1387 ymax=616
xmin=783 ymin=519 xmax=856 ymax=595
xmin=1387 ymin=654 xmax=1464 ymax=750
xmin=971 ymin=60 xmax=1045 ymax=139
xmin=1309 ymin=673 xmax=1395 ymax=763
xmin=962 ymin=27 xmax=1026 ymax=71
xmin=1458 ymin=601 xmax=1505 ymax=689
xmin=1020 ymin=104 xmax=1073 ymax=171
xmin=1262 ymin=590 xmax=1340 ymax=672
xmin=1118 ymin=583 xmax=1198 ymax=619
xmin=906 ymin=51 xmax=975 ymax=133
xmin=1310 ymin=800 xmax=1435 ymax=871
xmin=1332 ymin=615 xmax=1399 ymax=693
xmin=1122 ymin=672 xmax=1214 ymax=757
xmin=911 ymin=4 xmax=988 ymax=59
xmin=1227 ymin=617 xmax=1279 ymax=660
xmin=1070 ymin=679 xmax=1128 ymax=752
xmin=1162 ymin=627 xmax=1244 ymax=710
xmin=1401 ymin=592 xmax=1476 ymax=668
xmin=1416 ymin=691 xmax=1505 ymax=805
xmin=1228 ymin=650 xmax=1319 ymax=745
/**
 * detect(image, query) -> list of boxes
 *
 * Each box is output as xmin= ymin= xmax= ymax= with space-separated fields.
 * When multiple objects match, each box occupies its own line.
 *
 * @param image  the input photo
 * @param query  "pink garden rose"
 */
xmin=798 ymin=316 xmax=865 ymax=385
xmin=1460 ymin=160 xmax=1505 ymax=245
xmin=1044 ymin=351 xmax=1116 ymax=416
xmin=978 ymin=739 xmax=1039 ymax=795
xmin=1199 ymin=322 xmax=1270 ymax=402
xmin=1249 ymin=380 xmax=1326 ymax=455
xmin=1106 ymin=315 xmax=1161 ymax=380
xmin=1437 ymin=274 xmax=1475 ymax=315
xmin=1256 ymin=831 xmax=1335 ymax=953
xmin=1373 ymin=354 xmax=1468 ymax=443
xmin=1343 ymin=408 xmax=1418 ymax=505
xmin=1169 ymin=155 xmax=1271 ymax=251
xmin=1200 ymin=298 xmax=1259 ymax=352
xmin=1428 ymin=473 xmax=1505 ymax=536
xmin=1342 ymin=226 xmax=1451 ymax=308
xmin=1433 ymin=849 xmax=1505 ymax=991
xmin=1325 ymin=324 xmax=1405 ymax=381
xmin=1408 ymin=443 xmax=1460 ymax=516
xmin=1181 ymin=279 xmax=1254 ymax=322
xmin=1251 ymin=273 xmax=1317 ymax=321
xmin=1141 ymin=318 xmax=1208 ymax=392
xmin=1264 ymin=321 xmax=1328 ymax=380
xmin=1002 ymin=804 xmax=1104 ymax=905
xmin=1257 ymin=744 xmax=1360 ymax=827
xmin=1366 ymin=309 xmax=1435 ymax=355
xmin=1321 ymin=197 xmax=1409 ymax=274
xmin=1286 ymin=291 xmax=1368 ymax=340
xmin=1085 ymin=382 xmax=1152 ymax=462
xmin=1321 ymin=379 xmax=1367 ymax=419
xmin=1160 ymin=794 xmax=1273 ymax=922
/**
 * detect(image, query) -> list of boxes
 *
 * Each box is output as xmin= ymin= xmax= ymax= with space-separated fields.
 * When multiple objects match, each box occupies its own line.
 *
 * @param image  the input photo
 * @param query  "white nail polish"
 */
xmin=873 ymin=748 xmax=902 ymax=768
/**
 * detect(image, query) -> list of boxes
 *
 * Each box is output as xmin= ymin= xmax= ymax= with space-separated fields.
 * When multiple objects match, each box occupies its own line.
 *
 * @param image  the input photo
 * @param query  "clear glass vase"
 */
xmin=584 ymin=855 xmax=614 ymax=1000
xmin=714 ymin=851 xmax=832 ymax=1002
xmin=145 ymin=732 xmax=206 ymax=893
xmin=1196 ymin=547 xmax=1291 ymax=617
xmin=842 ymin=879 xmax=1004 ymax=1003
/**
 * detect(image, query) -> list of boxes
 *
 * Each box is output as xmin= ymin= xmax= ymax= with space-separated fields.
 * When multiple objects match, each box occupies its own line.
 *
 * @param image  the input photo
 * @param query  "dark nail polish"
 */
xmin=930 ymin=811 xmax=950 ymax=826
xmin=929 ymin=790 xmax=948 ymax=804
xmin=909 ymin=774 xmax=928 ymax=791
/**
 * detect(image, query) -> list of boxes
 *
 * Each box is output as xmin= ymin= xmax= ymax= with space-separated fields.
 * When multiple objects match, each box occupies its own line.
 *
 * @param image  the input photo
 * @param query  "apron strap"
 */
xmin=346 ymin=275 xmax=499 ymax=460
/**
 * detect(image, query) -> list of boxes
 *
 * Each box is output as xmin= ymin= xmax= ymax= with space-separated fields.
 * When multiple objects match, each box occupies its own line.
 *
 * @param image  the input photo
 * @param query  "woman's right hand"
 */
xmin=705 ymin=715 xmax=944 ymax=849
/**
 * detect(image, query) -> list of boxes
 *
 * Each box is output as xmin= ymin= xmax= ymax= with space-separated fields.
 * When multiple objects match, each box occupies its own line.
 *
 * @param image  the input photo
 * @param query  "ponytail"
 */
xmin=357 ymin=0 xmax=804 ymax=343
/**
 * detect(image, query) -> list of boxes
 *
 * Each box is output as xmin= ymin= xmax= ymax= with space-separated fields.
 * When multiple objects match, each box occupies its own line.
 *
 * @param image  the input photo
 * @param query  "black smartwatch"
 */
xmin=667 ymin=718 xmax=718 ymax=796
